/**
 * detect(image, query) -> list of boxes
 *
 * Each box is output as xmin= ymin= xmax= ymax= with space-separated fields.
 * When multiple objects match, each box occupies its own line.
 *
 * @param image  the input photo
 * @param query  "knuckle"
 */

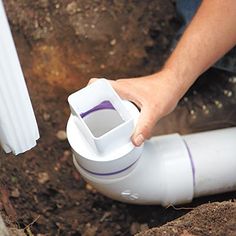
xmin=89 ymin=78 xmax=97 ymax=83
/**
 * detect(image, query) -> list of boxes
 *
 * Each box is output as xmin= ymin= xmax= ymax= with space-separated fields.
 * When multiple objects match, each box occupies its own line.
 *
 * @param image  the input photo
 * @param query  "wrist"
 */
xmin=152 ymin=68 xmax=188 ymax=101
xmin=159 ymin=65 xmax=197 ymax=100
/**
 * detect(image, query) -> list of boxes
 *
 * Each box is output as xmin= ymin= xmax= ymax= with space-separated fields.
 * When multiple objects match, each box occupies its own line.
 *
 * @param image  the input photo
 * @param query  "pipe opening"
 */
xmin=82 ymin=101 xmax=124 ymax=138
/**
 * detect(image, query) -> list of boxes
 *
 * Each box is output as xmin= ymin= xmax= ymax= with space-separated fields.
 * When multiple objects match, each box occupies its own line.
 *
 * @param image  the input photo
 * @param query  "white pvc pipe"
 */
xmin=0 ymin=1 xmax=39 ymax=154
xmin=183 ymin=128 xmax=236 ymax=198
xmin=67 ymin=79 xmax=236 ymax=206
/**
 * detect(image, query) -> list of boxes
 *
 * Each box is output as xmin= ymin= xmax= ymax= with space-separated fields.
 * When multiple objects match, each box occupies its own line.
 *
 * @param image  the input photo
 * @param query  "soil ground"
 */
xmin=0 ymin=0 xmax=236 ymax=235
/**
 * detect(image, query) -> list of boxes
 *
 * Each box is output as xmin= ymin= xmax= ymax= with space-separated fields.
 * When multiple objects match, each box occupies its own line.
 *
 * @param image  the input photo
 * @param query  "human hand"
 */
xmin=89 ymin=69 xmax=184 ymax=146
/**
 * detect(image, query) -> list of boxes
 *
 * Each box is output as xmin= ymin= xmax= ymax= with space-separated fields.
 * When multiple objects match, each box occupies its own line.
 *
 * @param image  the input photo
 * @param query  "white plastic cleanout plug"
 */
xmin=67 ymin=79 xmax=236 ymax=206
xmin=0 ymin=0 xmax=39 ymax=155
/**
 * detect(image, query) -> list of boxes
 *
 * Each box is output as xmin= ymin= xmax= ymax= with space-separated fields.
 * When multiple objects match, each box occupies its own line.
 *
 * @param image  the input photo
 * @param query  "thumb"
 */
xmin=132 ymin=107 xmax=160 ymax=146
xmin=88 ymin=77 xmax=99 ymax=85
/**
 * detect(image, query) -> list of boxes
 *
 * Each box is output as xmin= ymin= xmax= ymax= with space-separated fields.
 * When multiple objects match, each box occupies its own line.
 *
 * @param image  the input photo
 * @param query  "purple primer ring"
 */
xmin=80 ymin=100 xmax=115 ymax=118
xmin=78 ymin=153 xmax=141 ymax=176
xmin=183 ymin=139 xmax=196 ymax=186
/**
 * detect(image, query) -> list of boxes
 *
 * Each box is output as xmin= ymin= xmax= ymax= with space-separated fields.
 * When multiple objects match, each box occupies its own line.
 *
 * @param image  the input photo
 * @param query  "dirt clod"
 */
xmin=56 ymin=130 xmax=67 ymax=141
xmin=37 ymin=172 xmax=50 ymax=184
xmin=10 ymin=189 xmax=20 ymax=198
xmin=130 ymin=222 xmax=141 ymax=235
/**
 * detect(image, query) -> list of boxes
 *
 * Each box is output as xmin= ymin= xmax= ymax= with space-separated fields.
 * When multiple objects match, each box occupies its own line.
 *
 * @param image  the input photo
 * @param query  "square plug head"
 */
xmin=68 ymin=79 xmax=135 ymax=155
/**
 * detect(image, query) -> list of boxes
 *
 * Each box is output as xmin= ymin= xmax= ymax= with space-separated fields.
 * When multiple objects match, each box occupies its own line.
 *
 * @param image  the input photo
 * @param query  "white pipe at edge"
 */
xmin=67 ymin=113 xmax=236 ymax=206
xmin=0 ymin=0 xmax=39 ymax=154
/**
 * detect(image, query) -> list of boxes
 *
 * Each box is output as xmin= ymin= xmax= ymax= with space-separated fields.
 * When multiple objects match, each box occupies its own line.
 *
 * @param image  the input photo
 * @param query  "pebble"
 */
xmin=140 ymin=223 xmax=149 ymax=231
xmin=83 ymin=223 xmax=98 ymax=236
xmin=11 ymin=188 xmax=20 ymax=198
xmin=214 ymin=100 xmax=223 ymax=109
xmin=59 ymin=150 xmax=71 ymax=162
xmin=202 ymin=105 xmax=207 ymax=111
xmin=229 ymin=76 xmax=236 ymax=83
xmin=224 ymin=89 xmax=233 ymax=97
xmin=38 ymin=172 xmax=50 ymax=184
xmin=56 ymin=130 xmax=67 ymax=141
xmin=66 ymin=2 xmax=77 ymax=15
xmin=190 ymin=110 xmax=195 ymax=116
xmin=100 ymin=211 xmax=111 ymax=222
xmin=130 ymin=222 xmax=140 ymax=235
xmin=110 ymin=39 xmax=116 ymax=46
xmin=109 ymin=50 xmax=115 ymax=55
xmin=85 ymin=184 xmax=97 ymax=193
xmin=63 ymin=150 xmax=71 ymax=158
xmin=43 ymin=112 xmax=50 ymax=121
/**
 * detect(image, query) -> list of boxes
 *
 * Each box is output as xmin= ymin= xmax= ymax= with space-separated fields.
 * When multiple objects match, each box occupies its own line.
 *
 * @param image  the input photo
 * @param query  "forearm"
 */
xmin=163 ymin=0 xmax=236 ymax=98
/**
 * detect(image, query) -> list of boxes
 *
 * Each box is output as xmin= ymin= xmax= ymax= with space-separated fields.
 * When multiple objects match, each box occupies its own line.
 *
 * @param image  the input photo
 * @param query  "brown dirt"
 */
xmin=137 ymin=201 xmax=236 ymax=236
xmin=0 ymin=0 xmax=236 ymax=235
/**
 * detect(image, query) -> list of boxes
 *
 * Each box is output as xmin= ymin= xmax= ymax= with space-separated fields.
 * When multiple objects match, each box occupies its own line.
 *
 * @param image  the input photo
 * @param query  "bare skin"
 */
xmin=90 ymin=0 xmax=236 ymax=146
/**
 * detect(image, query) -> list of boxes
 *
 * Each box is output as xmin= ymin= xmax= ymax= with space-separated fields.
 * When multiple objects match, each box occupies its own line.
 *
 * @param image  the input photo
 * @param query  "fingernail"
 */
xmin=134 ymin=134 xmax=144 ymax=146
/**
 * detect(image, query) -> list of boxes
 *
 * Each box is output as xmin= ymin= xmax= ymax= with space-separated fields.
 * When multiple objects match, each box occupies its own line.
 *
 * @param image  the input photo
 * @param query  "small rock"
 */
xmin=11 ymin=188 xmax=20 ymax=198
xmin=64 ymin=150 xmax=71 ymax=157
xmin=85 ymin=184 xmax=97 ymax=193
xmin=56 ymin=130 xmax=67 ymax=141
xmin=86 ymin=184 xmax=93 ymax=191
xmin=140 ymin=223 xmax=149 ymax=231
xmin=66 ymin=2 xmax=77 ymax=15
xmin=54 ymin=162 xmax=61 ymax=171
xmin=43 ymin=112 xmax=50 ymax=121
xmin=83 ymin=223 xmax=97 ymax=236
xmin=100 ymin=211 xmax=111 ymax=222
xmin=60 ymin=150 xmax=71 ymax=162
xmin=38 ymin=172 xmax=49 ymax=184
xmin=110 ymin=39 xmax=116 ymax=46
xmin=130 ymin=222 xmax=140 ymax=235
xmin=59 ymin=150 xmax=71 ymax=162
xmin=109 ymin=50 xmax=115 ymax=55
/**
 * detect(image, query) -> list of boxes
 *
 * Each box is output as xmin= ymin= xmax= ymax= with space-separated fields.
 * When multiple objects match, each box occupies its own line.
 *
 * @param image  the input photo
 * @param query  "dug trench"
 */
xmin=0 ymin=0 xmax=236 ymax=235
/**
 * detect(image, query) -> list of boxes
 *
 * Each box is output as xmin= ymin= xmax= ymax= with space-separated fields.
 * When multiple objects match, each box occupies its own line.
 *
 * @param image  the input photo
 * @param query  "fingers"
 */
xmin=87 ymin=77 xmax=159 ymax=147
xmin=109 ymin=79 xmax=143 ymax=108
xmin=88 ymin=78 xmax=137 ymax=104
xmin=132 ymin=106 xmax=160 ymax=146
xmin=88 ymin=78 xmax=99 ymax=85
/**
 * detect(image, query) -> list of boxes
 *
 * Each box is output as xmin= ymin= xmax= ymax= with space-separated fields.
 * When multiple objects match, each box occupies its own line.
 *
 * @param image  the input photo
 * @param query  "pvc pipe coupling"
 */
xmin=67 ymin=79 xmax=236 ymax=206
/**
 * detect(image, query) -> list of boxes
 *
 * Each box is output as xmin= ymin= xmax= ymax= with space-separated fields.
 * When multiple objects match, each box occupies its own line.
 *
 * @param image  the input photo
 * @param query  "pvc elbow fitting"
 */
xmin=67 ymin=79 xmax=236 ymax=206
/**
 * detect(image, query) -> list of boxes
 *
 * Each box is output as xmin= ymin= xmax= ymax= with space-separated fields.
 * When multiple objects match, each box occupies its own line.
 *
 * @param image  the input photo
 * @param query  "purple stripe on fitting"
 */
xmin=80 ymin=100 xmax=115 ymax=118
xmin=183 ymin=139 xmax=196 ymax=186
xmin=79 ymin=156 xmax=140 ymax=176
